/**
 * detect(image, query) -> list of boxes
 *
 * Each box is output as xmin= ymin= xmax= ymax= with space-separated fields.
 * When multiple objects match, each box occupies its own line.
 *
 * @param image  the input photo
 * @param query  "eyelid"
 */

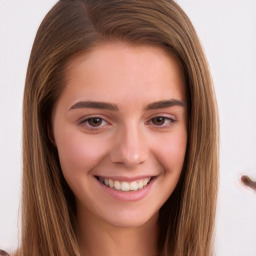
xmin=78 ymin=115 xmax=110 ymax=131
xmin=146 ymin=114 xmax=177 ymax=128
xmin=77 ymin=113 xmax=177 ymax=131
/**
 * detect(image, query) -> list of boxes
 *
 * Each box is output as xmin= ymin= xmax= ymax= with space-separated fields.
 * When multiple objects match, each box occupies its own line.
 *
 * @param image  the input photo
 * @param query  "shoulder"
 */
xmin=0 ymin=250 xmax=9 ymax=256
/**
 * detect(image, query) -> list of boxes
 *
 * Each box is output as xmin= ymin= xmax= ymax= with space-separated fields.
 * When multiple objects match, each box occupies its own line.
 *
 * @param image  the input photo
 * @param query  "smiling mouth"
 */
xmin=96 ymin=176 xmax=155 ymax=192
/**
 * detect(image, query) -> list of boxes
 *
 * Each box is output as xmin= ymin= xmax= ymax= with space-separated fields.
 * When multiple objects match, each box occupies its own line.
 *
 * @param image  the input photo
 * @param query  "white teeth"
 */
xmin=143 ymin=178 xmax=150 ymax=186
xmin=130 ymin=181 xmax=138 ymax=191
xmin=114 ymin=181 xmax=121 ymax=190
xmin=109 ymin=179 xmax=114 ymax=188
xmin=121 ymin=182 xmax=130 ymax=192
xmin=104 ymin=179 xmax=109 ymax=186
xmin=98 ymin=177 xmax=152 ymax=192
xmin=138 ymin=180 xmax=143 ymax=189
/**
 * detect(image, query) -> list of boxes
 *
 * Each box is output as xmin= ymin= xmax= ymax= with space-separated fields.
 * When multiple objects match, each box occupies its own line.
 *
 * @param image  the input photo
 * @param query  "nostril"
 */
xmin=110 ymin=147 xmax=148 ymax=166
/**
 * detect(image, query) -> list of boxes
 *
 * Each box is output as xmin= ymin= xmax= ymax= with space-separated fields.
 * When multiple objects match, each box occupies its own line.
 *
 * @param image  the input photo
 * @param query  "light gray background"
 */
xmin=0 ymin=0 xmax=256 ymax=255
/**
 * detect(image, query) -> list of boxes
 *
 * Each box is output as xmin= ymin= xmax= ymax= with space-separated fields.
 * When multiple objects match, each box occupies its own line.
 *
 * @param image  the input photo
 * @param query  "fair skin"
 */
xmin=52 ymin=42 xmax=187 ymax=256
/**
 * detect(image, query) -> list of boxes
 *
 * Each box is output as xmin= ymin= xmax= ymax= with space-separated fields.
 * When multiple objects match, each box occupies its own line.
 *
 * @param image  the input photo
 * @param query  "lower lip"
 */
xmin=96 ymin=177 xmax=157 ymax=202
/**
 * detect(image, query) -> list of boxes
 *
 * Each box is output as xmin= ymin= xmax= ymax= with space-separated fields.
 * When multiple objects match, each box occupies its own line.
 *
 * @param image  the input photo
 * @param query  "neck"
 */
xmin=77 ymin=209 xmax=159 ymax=256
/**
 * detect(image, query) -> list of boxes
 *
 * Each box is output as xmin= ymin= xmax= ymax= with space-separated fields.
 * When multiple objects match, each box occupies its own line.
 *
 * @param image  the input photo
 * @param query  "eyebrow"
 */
xmin=145 ymin=99 xmax=186 ymax=110
xmin=69 ymin=99 xmax=186 ymax=111
xmin=69 ymin=101 xmax=118 ymax=111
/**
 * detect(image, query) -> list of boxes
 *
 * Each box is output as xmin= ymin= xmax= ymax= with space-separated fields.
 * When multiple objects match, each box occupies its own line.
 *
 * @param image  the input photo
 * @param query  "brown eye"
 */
xmin=148 ymin=116 xmax=176 ymax=128
xmin=87 ymin=118 xmax=103 ymax=127
xmin=151 ymin=117 xmax=166 ymax=126
xmin=79 ymin=117 xmax=108 ymax=131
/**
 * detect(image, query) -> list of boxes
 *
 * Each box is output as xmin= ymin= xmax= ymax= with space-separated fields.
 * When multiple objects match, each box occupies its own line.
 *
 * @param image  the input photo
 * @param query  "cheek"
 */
xmin=154 ymin=129 xmax=187 ymax=172
xmin=55 ymin=129 xmax=108 ymax=176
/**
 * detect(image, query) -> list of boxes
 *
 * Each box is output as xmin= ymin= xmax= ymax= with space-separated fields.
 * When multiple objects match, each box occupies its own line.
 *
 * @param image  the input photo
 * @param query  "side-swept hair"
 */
xmin=17 ymin=0 xmax=219 ymax=255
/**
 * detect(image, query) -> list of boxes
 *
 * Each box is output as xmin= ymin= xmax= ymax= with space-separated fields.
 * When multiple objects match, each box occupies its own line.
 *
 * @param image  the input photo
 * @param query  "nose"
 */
xmin=110 ymin=124 xmax=148 ymax=167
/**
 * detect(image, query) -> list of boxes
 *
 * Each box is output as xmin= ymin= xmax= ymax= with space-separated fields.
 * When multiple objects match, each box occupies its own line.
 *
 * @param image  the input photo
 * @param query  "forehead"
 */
xmin=62 ymin=42 xmax=186 ymax=106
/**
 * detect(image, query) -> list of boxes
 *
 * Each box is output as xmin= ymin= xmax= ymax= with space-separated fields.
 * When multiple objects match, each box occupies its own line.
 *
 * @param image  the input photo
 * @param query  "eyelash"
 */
xmin=79 ymin=115 xmax=176 ymax=131
xmin=79 ymin=117 xmax=108 ymax=131
xmin=146 ymin=116 xmax=176 ymax=128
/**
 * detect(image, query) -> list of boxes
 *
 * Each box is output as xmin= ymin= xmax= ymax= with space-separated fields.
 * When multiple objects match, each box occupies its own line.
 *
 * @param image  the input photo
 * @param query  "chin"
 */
xmin=101 ymin=208 xmax=159 ymax=229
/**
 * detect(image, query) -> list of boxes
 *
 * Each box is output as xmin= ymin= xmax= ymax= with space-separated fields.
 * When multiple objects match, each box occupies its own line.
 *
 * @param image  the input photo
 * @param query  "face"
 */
xmin=52 ymin=43 xmax=187 ymax=229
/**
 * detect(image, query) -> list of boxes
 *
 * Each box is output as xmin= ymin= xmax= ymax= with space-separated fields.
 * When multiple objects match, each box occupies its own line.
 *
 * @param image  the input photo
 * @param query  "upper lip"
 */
xmin=95 ymin=175 xmax=156 ymax=182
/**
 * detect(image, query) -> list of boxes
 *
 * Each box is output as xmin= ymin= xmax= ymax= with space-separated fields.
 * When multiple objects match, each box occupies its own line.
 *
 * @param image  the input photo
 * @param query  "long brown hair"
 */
xmin=17 ymin=0 xmax=219 ymax=255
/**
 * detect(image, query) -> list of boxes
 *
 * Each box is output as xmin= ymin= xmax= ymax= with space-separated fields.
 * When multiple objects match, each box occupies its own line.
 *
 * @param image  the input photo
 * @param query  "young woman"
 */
xmin=9 ymin=0 xmax=219 ymax=255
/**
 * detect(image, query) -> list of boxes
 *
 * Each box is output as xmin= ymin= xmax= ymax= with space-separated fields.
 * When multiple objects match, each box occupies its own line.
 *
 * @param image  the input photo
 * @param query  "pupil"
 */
xmin=88 ymin=118 xmax=102 ymax=127
xmin=153 ymin=117 xmax=165 ymax=125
